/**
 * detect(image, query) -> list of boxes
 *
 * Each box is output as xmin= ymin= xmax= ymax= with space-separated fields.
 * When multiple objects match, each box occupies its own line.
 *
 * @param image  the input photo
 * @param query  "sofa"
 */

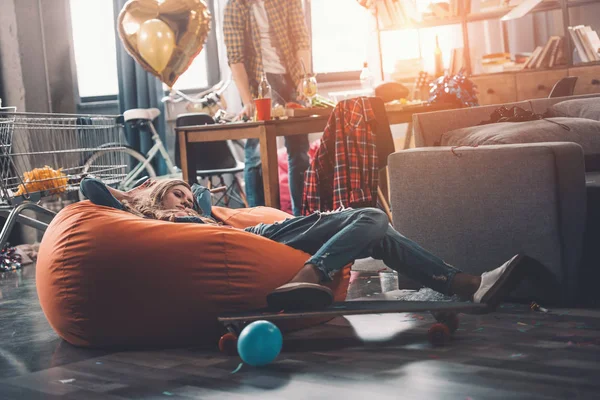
xmin=388 ymin=94 xmax=600 ymax=306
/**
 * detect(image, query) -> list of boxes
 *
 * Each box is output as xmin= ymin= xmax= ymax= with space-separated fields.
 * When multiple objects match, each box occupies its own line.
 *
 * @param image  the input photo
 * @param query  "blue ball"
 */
xmin=237 ymin=320 xmax=282 ymax=366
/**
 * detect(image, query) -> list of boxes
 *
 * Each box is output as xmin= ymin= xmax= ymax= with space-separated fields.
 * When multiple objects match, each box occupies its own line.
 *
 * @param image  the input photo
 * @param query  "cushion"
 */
xmin=37 ymin=202 xmax=350 ymax=348
xmin=549 ymin=98 xmax=600 ymax=121
xmin=440 ymin=118 xmax=600 ymax=171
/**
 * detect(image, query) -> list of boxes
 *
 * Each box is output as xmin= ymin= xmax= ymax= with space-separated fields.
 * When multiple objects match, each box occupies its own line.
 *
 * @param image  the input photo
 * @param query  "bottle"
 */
xmin=258 ymin=72 xmax=271 ymax=99
xmin=434 ymin=35 xmax=444 ymax=78
xmin=359 ymin=61 xmax=374 ymax=92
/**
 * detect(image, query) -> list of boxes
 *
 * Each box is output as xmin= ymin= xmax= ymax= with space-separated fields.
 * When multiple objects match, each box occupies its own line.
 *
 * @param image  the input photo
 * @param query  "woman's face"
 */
xmin=161 ymin=184 xmax=194 ymax=212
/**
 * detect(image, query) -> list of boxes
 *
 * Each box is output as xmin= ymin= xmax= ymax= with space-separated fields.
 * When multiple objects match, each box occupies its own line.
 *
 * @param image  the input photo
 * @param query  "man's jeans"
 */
xmin=244 ymin=73 xmax=309 ymax=216
xmin=245 ymin=208 xmax=461 ymax=295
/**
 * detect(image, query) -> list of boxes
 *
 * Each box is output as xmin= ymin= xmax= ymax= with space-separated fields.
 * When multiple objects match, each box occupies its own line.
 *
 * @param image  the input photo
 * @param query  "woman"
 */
xmin=81 ymin=177 xmax=535 ymax=311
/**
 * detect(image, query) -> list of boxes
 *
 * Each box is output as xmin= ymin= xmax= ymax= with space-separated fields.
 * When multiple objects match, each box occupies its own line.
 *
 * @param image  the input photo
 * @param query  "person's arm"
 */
xmin=223 ymin=1 xmax=254 ymax=119
xmin=288 ymin=0 xmax=312 ymax=96
xmin=230 ymin=63 xmax=254 ymax=118
xmin=80 ymin=177 xmax=125 ymax=210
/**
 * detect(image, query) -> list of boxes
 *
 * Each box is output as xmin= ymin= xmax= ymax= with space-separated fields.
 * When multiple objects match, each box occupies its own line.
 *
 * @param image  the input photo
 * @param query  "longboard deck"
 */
xmin=218 ymin=300 xmax=489 ymax=324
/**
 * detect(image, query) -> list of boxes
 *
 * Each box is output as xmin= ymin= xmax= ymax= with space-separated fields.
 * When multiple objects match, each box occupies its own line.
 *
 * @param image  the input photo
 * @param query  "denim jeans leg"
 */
xmin=244 ymin=138 xmax=265 ymax=207
xmin=265 ymin=208 xmax=462 ymax=295
xmin=369 ymin=225 xmax=461 ymax=295
xmin=285 ymin=134 xmax=309 ymax=216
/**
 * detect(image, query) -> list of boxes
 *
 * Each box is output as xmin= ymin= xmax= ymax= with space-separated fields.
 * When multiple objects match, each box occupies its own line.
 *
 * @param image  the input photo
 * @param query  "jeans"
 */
xmin=245 ymin=208 xmax=461 ymax=295
xmin=244 ymin=73 xmax=309 ymax=216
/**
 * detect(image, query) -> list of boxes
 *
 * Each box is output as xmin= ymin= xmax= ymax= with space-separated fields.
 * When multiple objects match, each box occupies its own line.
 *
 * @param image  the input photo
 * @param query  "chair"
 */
xmin=549 ymin=76 xmax=578 ymax=98
xmin=175 ymin=113 xmax=247 ymax=208
xmin=369 ymin=96 xmax=396 ymax=222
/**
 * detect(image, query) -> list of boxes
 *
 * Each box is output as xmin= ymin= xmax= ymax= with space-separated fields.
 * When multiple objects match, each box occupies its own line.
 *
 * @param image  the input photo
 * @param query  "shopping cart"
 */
xmin=0 ymin=108 xmax=127 ymax=248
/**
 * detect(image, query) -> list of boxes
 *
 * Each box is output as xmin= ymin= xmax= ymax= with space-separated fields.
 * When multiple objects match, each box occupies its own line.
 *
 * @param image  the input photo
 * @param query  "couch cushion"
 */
xmin=440 ymin=117 xmax=600 ymax=171
xmin=549 ymin=98 xmax=600 ymax=121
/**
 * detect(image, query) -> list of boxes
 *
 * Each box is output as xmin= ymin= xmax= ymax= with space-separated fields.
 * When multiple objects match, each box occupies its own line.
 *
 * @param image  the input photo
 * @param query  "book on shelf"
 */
xmin=429 ymin=2 xmax=451 ymax=18
xmin=375 ymin=0 xmax=425 ymax=28
xmin=568 ymin=25 xmax=600 ymax=63
xmin=582 ymin=26 xmax=600 ymax=62
xmin=376 ymin=0 xmax=394 ymax=28
xmin=448 ymin=47 xmax=465 ymax=75
xmin=535 ymin=35 xmax=560 ymax=69
xmin=522 ymin=35 xmax=568 ymax=70
xmin=524 ymin=46 xmax=543 ymax=69
xmin=549 ymin=36 xmax=566 ymax=68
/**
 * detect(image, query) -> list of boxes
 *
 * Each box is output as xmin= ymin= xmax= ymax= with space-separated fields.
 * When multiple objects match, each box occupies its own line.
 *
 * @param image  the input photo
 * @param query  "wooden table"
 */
xmin=175 ymin=102 xmax=457 ymax=209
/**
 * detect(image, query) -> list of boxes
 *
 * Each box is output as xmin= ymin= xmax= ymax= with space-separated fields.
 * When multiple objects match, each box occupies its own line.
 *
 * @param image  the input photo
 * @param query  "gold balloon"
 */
xmin=117 ymin=0 xmax=211 ymax=88
xmin=138 ymin=19 xmax=175 ymax=73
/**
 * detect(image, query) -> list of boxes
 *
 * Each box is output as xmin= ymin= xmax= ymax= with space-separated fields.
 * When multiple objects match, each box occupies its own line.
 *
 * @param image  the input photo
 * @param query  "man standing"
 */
xmin=224 ymin=0 xmax=311 ymax=216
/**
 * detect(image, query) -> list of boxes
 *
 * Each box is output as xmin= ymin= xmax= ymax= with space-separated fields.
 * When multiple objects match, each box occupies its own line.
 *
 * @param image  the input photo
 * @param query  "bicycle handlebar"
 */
xmin=161 ymin=76 xmax=232 ymax=105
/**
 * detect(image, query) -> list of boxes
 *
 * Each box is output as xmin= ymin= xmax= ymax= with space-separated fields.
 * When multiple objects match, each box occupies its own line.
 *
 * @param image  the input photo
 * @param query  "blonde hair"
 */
xmin=123 ymin=179 xmax=217 ymax=224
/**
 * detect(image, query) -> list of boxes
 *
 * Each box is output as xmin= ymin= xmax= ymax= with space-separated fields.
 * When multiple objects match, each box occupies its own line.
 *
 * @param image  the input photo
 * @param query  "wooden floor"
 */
xmin=1 ymin=266 xmax=599 ymax=399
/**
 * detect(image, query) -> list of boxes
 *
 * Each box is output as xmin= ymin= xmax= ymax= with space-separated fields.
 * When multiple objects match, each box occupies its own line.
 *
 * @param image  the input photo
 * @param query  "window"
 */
xmin=309 ymin=0 xmax=464 ymax=81
xmin=70 ymin=0 xmax=119 ymax=98
xmin=310 ymin=0 xmax=370 ymax=75
xmin=69 ymin=0 xmax=209 ymax=100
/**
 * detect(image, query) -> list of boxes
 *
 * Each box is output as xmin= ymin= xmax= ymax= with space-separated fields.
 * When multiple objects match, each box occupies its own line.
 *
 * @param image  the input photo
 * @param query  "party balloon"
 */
xmin=117 ymin=0 xmax=211 ymax=87
xmin=138 ymin=19 xmax=175 ymax=73
xmin=237 ymin=321 xmax=282 ymax=367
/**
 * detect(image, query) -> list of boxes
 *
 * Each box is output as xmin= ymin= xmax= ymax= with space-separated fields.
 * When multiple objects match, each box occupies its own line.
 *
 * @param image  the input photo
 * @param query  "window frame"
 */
xmin=71 ymin=0 xmax=220 ymax=104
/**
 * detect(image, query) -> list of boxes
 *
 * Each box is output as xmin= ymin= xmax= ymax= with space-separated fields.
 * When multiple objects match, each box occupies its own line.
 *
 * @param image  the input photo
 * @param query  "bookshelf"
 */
xmin=373 ymin=0 xmax=600 ymax=80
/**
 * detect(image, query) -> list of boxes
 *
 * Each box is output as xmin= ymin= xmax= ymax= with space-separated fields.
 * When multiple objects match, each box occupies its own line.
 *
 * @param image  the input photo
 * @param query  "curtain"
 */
xmin=113 ymin=0 xmax=167 ymax=176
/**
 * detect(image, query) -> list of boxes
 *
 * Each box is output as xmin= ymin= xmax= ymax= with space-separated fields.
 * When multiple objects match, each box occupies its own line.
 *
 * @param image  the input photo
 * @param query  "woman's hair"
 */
xmin=122 ymin=179 xmax=215 ymax=223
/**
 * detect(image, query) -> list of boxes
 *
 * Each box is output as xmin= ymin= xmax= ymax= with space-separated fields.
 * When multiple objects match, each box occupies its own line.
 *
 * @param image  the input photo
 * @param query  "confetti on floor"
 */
xmin=231 ymin=363 xmax=243 ymax=374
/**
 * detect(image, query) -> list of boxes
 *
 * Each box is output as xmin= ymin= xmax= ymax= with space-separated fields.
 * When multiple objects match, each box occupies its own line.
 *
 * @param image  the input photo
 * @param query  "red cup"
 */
xmin=254 ymin=98 xmax=272 ymax=121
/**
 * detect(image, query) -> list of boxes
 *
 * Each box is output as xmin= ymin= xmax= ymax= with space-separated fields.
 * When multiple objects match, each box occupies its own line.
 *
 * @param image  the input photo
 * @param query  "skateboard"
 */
xmin=217 ymin=300 xmax=489 ymax=354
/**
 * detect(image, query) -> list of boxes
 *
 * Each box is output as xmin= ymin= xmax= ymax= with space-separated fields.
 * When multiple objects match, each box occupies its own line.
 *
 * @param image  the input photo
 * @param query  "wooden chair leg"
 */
xmin=377 ymin=186 xmax=393 ymax=224
xmin=403 ymin=122 xmax=413 ymax=150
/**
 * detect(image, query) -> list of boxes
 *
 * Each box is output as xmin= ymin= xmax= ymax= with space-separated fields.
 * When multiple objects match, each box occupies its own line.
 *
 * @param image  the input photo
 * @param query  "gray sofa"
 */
xmin=388 ymin=94 xmax=600 ymax=306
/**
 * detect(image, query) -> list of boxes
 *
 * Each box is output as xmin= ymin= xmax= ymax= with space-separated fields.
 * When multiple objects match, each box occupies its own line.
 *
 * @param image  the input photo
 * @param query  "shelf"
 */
xmin=571 ymin=60 xmax=600 ymax=68
xmin=567 ymin=0 xmax=600 ymax=8
xmin=467 ymin=1 xmax=562 ymax=23
xmin=378 ymin=1 xmax=565 ymax=31
xmin=470 ymin=65 xmax=568 ymax=78
xmin=379 ymin=16 xmax=462 ymax=32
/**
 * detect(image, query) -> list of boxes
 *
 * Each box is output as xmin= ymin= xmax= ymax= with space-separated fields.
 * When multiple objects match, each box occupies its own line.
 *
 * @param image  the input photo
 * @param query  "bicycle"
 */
xmin=81 ymin=77 xmax=248 ymax=209
xmin=80 ymin=107 xmax=179 ymax=192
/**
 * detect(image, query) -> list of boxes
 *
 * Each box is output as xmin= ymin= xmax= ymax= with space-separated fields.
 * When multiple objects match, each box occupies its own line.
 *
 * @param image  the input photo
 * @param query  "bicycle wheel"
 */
xmin=81 ymin=145 xmax=156 ymax=192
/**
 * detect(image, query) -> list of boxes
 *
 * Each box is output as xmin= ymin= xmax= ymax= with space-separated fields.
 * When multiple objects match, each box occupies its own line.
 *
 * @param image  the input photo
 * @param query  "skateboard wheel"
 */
xmin=219 ymin=332 xmax=238 ymax=356
xmin=428 ymin=323 xmax=451 ymax=346
xmin=434 ymin=312 xmax=459 ymax=333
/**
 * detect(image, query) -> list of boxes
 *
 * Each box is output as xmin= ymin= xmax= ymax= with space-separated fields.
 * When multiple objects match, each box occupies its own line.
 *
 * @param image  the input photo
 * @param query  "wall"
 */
xmin=0 ymin=0 xmax=78 ymax=113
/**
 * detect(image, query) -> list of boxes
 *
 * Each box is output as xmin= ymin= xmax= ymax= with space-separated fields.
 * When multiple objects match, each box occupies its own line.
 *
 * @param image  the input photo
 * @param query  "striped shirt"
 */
xmin=223 ymin=0 xmax=310 ymax=96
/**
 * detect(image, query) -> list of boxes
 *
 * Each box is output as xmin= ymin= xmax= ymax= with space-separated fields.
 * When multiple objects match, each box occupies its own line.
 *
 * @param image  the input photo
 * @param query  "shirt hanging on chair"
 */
xmin=302 ymin=97 xmax=379 ymax=215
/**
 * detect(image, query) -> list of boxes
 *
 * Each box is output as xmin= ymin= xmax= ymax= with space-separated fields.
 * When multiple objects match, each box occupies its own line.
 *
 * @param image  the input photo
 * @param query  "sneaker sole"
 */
xmin=267 ymin=284 xmax=334 ymax=311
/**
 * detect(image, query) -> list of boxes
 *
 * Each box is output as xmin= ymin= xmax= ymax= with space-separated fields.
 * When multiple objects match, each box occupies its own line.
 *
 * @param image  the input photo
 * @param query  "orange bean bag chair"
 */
xmin=37 ymin=202 xmax=350 ymax=348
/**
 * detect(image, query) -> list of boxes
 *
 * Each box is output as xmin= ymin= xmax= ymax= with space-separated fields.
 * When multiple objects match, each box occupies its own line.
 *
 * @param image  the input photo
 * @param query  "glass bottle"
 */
xmin=434 ymin=35 xmax=444 ymax=78
xmin=359 ymin=61 xmax=374 ymax=91
xmin=258 ymin=72 xmax=271 ymax=99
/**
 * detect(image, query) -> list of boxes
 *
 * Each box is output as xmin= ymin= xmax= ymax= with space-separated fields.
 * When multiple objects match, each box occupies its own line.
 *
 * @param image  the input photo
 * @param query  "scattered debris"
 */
xmin=231 ymin=362 xmax=243 ymax=374
xmin=530 ymin=301 xmax=548 ymax=313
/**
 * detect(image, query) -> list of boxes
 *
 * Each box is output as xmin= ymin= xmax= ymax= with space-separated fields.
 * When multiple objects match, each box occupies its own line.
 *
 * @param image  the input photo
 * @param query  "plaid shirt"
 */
xmin=302 ymin=97 xmax=379 ymax=215
xmin=223 ymin=0 xmax=310 ymax=96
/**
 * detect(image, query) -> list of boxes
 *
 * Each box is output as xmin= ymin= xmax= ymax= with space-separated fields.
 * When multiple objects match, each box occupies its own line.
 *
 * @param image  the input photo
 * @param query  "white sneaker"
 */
xmin=473 ymin=254 xmax=532 ymax=309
